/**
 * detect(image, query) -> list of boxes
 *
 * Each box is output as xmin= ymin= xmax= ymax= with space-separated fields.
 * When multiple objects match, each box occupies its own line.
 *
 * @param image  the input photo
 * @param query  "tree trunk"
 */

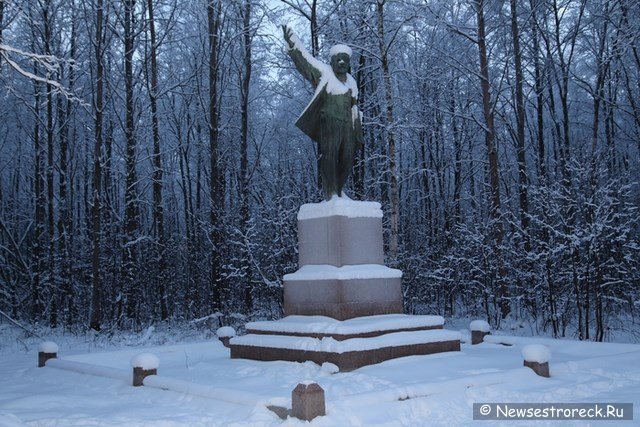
xmin=147 ymin=0 xmax=167 ymax=321
xmin=0 ymin=0 xmax=5 ymax=71
xmin=32 ymin=78 xmax=46 ymax=321
xmin=89 ymin=0 xmax=105 ymax=332
xmin=376 ymin=0 xmax=399 ymax=263
xmin=354 ymin=52 xmax=366 ymax=199
xmin=474 ymin=0 xmax=508 ymax=319
xmin=122 ymin=0 xmax=140 ymax=322
xmin=240 ymin=0 xmax=253 ymax=314
xmin=530 ymin=0 xmax=546 ymax=181
xmin=208 ymin=0 xmax=223 ymax=312
xmin=57 ymin=6 xmax=77 ymax=326
xmin=509 ymin=0 xmax=530 ymax=251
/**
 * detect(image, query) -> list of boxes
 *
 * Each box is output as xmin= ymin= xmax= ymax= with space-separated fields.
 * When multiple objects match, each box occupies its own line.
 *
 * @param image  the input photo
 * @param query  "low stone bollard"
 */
xmin=216 ymin=326 xmax=236 ymax=348
xmin=38 ymin=341 xmax=59 ymax=367
xmin=522 ymin=344 xmax=551 ymax=378
xmin=292 ymin=382 xmax=325 ymax=421
xmin=131 ymin=353 xmax=160 ymax=386
xmin=470 ymin=320 xmax=491 ymax=345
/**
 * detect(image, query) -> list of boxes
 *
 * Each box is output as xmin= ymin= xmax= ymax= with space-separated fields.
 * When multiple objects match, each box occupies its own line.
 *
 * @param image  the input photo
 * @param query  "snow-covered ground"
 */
xmin=1 ymin=323 xmax=639 ymax=426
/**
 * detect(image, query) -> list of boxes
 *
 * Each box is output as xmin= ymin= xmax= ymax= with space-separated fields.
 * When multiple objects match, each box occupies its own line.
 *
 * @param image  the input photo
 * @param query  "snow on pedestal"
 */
xmin=217 ymin=326 xmax=236 ymax=338
xmin=246 ymin=314 xmax=443 ymax=337
xmin=130 ymin=353 xmax=159 ymax=386
xmin=38 ymin=341 xmax=59 ymax=367
xmin=297 ymin=197 xmax=382 ymax=220
xmin=522 ymin=344 xmax=551 ymax=377
xmin=216 ymin=326 xmax=236 ymax=348
xmin=470 ymin=320 xmax=491 ymax=333
xmin=470 ymin=320 xmax=491 ymax=345
xmin=284 ymin=264 xmax=401 ymax=281
xmin=522 ymin=344 xmax=551 ymax=363
xmin=39 ymin=341 xmax=59 ymax=353
xmin=130 ymin=353 xmax=160 ymax=370
xmin=232 ymin=329 xmax=460 ymax=353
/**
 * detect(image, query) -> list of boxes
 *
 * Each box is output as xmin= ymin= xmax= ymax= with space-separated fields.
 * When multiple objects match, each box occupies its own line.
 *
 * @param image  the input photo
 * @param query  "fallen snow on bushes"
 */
xmin=1 ymin=325 xmax=639 ymax=426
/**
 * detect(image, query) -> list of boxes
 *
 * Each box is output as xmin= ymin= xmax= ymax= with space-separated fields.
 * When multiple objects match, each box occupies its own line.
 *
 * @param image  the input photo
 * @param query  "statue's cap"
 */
xmin=329 ymin=44 xmax=352 ymax=58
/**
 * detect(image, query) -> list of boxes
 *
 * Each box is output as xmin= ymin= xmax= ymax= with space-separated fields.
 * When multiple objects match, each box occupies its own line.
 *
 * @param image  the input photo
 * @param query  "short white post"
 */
xmin=216 ymin=326 xmax=236 ymax=348
xmin=470 ymin=320 xmax=491 ymax=345
xmin=130 ymin=353 xmax=159 ymax=386
xmin=38 ymin=341 xmax=59 ymax=367
xmin=522 ymin=344 xmax=551 ymax=377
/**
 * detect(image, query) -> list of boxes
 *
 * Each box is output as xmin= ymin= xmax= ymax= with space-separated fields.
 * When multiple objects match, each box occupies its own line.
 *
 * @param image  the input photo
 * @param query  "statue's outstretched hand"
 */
xmin=282 ymin=25 xmax=295 ymax=49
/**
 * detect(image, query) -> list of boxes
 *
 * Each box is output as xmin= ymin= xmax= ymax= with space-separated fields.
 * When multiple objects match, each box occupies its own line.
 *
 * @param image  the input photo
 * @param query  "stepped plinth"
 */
xmin=230 ymin=198 xmax=460 ymax=371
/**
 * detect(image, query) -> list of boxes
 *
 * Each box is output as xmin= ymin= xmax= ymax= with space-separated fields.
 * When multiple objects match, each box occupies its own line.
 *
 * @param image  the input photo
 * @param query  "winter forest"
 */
xmin=0 ymin=0 xmax=638 ymax=342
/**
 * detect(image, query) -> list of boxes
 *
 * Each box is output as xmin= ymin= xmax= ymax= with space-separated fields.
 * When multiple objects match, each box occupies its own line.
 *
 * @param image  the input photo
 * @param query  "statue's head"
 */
xmin=329 ymin=44 xmax=352 ymax=76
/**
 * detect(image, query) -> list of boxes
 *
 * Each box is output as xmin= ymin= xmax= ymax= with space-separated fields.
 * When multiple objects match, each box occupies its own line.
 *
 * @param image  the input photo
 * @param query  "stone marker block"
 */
xmin=523 ymin=360 xmax=550 ymax=378
xmin=133 ymin=367 xmax=157 ymax=386
xmin=38 ymin=351 xmax=57 ymax=367
xmin=216 ymin=326 xmax=236 ymax=348
xmin=292 ymin=382 xmax=325 ymax=421
xmin=38 ymin=341 xmax=59 ymax=367
xmin=471 ymin=330 xmax=489 ymax=345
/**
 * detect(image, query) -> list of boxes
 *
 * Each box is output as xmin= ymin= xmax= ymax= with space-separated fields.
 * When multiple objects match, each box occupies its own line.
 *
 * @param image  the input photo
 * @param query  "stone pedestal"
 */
xmin=284 ymin=199 xmax=403 ymax=320
xmin=230 ymin=198 xmax=460 ymax=370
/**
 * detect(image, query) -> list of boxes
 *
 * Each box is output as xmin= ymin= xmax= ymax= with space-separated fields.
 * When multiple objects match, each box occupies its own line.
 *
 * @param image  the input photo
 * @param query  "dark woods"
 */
xmin=0 ymin=0 xmax=638 ymax=341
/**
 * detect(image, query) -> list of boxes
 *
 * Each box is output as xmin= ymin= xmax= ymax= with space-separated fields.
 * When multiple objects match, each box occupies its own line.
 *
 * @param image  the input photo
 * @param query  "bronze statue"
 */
xmin=283 ymin=25 xmax=363 ymax=200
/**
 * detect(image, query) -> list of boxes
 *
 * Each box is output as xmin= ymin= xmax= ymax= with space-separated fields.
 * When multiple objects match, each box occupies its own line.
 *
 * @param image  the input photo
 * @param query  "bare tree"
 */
xmin=146 ymin=0 xmax=167 ymax=320
xmin=473 ymin=0 xmax=508 ymax=319
xmin=208 ymin=0 xmax=224 ymax=312
xmin=90 ymin=0 xmax=107 ymax=331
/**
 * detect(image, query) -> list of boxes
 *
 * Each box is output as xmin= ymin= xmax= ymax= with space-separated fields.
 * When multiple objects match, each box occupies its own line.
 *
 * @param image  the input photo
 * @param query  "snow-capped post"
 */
xmin=216 ymin=326 xmax=236 ymax=348
xmin=38 ymin=341 xmax=58 ymax=367
xmin=470 ymin=320 xmax=491 ymax=344
xmin=131 ymin=353 xmax=159 ymax=386
xmin=522 ymin=344 xmax=551 ymax=377
xmin=292 ymin=382 xmax=325 ymax=421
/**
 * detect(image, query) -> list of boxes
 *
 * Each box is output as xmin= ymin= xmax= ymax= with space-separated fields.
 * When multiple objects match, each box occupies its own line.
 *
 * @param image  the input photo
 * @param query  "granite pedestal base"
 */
xmin=229 ymin=314 xmax=461 ymax=371
xmin=284 ymin=266 xmax=402 ymax=320
xmin=284 ymin=200 xmax=403 ymax=320
xmin=229 ymin=199 xmax=461 ymax=370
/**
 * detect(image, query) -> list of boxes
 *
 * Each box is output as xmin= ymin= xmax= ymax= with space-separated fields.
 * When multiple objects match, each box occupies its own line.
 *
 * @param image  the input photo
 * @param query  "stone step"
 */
xmin=230 ymin=328 xmax=461 ymax=371
xmin=246 ymin=314 xmax=444 ymax=341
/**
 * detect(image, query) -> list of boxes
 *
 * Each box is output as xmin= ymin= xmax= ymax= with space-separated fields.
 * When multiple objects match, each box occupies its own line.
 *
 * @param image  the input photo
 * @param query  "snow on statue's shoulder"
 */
xmin=298 ymin=196 xmax=382 ymax=220
xmin=130 ymin=353 xmax=160 ymax=370
xmin=522 ymin=344 xmax=551 ymax=363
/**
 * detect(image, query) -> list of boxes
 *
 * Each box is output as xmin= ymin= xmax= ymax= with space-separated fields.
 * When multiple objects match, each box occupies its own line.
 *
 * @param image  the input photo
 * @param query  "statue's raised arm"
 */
xmin=282 ymin=25 xmax=324 ymax=88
